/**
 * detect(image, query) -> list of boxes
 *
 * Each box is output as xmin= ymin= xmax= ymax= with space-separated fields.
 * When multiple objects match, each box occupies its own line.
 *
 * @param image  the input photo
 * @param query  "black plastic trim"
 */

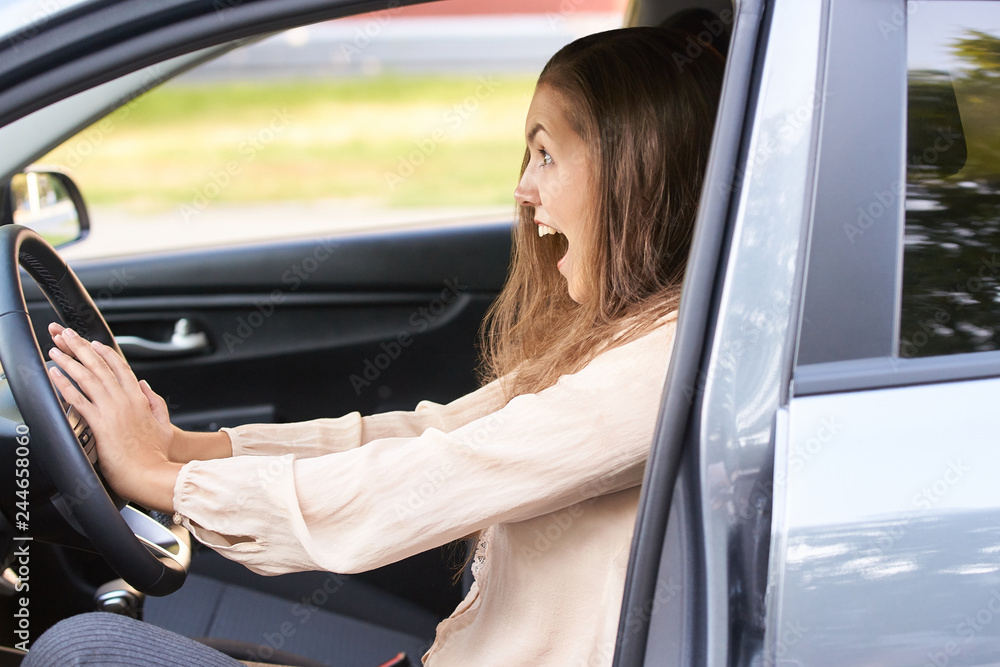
xmin=613 ymin=1 xmax=765 ymax=664
xmin=795 ymin=0 xmax=908 ymax=365
xmin=795 ymin=349 xmax=1000 ymax=396
xmin=26 ymin=292 xmax=466 ymax=311
xmin=21 ymin=222 xmax=514 ymax=303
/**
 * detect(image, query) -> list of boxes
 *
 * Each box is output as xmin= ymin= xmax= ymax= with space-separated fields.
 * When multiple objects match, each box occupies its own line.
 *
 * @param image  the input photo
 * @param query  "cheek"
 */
xmin=542 ymin=167 xmax=576 ymax=206
xmin=563 ymin=166 xmax=593 ymax=216
xmin=536 ymin=176 xmax=559 ymax=208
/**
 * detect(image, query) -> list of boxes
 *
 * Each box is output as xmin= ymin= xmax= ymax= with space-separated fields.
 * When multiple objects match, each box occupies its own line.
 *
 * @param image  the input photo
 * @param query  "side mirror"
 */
xmin=1 ymin=167 xmax=90 ymax=248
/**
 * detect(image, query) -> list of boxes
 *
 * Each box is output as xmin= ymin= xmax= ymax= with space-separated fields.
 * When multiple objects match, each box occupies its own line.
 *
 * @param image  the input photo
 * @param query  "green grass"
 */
xmin=42 ymin=75 xmax=538 ymax=212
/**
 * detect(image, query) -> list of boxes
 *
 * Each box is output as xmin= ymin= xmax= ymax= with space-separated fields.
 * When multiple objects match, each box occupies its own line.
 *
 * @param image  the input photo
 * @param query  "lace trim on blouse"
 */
xmin=470 ymin=529 xmax=490 ymax=579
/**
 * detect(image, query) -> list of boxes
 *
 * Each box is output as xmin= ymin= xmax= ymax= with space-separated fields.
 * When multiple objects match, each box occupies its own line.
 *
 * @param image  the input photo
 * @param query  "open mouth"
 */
xmin=536 ymin=223 xmax=570 ymax=272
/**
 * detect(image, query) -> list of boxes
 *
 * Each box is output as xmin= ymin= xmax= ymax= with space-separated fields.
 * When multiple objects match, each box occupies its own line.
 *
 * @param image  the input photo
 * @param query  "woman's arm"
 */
xmin=43 ymin=318 xmax=500 ymax=512
xmin=43 ymin=316 xmax=501 ymax=514
xmin=173 ymin=320 xmax=677 ymax=576
xmin=223 ymin=380 xmax=507 ymax=460
xmin=168 ymin=428 xmax=233 ymax=464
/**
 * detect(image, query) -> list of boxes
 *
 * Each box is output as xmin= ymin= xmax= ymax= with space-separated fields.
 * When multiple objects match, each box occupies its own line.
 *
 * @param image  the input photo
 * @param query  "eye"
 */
xmin=537 ymin=148 xmax=552 ymax=167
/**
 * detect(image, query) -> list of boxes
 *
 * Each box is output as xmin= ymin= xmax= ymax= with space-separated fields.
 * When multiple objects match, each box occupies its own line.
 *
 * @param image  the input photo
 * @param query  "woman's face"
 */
xmin=514 ymin=84 xmax=594 ymax=303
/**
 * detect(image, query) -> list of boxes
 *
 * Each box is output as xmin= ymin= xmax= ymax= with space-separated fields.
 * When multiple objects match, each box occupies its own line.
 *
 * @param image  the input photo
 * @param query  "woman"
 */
xmin=28 ymin=26 xmax=724 ymax=666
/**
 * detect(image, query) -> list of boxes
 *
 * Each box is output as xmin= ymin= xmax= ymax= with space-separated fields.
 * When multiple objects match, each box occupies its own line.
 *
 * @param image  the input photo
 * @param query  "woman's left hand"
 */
xmin=45 ymin=322 xmax=182 ymax=513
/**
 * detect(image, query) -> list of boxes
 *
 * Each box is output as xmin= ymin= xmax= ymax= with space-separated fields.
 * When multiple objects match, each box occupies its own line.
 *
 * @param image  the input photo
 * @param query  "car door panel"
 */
xmin=770 ymin=379 xmax=1000 ymax=665
xmin=23 ymin=222 xmax=512 ymax=428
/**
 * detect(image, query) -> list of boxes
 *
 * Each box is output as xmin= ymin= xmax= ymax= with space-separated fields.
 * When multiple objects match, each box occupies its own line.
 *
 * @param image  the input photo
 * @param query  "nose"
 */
xmin=514 ymin=168 xmax=539 ymax=208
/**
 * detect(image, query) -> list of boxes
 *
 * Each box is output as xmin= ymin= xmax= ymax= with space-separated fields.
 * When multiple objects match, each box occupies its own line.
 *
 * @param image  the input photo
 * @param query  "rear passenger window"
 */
xmin=900 ymin=1 xmax=1000 ymax=358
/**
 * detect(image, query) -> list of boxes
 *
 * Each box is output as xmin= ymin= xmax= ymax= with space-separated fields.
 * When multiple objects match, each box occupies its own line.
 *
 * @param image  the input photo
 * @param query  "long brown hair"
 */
xmin=480 ymin=27 xmax=725 ymax=397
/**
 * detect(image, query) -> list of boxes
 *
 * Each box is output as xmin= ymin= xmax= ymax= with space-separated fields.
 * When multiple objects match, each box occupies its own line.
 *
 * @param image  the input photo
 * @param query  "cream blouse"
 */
xmin=172 ymin=311 xmax=678 ymax=666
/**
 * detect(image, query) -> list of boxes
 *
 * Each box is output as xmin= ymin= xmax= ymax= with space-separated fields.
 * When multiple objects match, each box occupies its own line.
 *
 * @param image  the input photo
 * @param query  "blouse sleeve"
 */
xmin=173 ymin=319 xmax=676 ymax=576
xmin=222 ymin=379 xmax=508 ymax=459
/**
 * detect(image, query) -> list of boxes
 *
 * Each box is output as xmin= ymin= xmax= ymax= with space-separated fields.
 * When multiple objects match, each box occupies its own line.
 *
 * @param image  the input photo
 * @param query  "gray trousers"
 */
xmin=21 ymin=612 xmax=287 ymax=667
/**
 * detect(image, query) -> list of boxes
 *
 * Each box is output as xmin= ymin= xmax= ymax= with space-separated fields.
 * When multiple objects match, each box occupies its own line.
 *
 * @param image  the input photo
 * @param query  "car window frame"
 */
xmin=0 ymin=0 xmax=415 ymax=129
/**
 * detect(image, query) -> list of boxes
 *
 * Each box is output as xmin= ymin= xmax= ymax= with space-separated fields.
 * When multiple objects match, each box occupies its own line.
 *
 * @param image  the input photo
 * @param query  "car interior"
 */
xmin=0 ymin=0 xmax=738 ymax=665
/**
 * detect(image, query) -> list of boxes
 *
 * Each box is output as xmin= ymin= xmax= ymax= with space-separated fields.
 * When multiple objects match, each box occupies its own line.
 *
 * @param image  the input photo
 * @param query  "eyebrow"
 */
xmin=527 ymin=123 xmax=546 ymax=143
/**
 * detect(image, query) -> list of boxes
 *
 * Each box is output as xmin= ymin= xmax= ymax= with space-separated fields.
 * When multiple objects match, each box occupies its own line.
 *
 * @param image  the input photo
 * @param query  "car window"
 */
xmin=35 ymin=2 xmax=625 ymax=260
xmin=899 ymin=1 xmax=1000 ymax=358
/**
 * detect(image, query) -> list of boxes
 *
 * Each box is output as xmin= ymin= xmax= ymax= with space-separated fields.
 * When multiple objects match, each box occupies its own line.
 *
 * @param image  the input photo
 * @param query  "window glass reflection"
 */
xmin=901 ymin=2 xmax=1000 ymax=358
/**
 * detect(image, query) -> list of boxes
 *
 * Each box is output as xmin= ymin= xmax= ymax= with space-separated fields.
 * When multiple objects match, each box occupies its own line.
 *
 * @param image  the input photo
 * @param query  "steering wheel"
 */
xmin=0 ymin=224 xmax=187 ymax=596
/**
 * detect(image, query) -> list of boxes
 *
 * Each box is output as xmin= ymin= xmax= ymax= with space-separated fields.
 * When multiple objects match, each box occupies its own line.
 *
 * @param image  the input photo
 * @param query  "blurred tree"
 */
xmin=900 ymin=28 xmax=1000 ymax=358
xmin=952 ymin=30 xmax=1000 ymax=80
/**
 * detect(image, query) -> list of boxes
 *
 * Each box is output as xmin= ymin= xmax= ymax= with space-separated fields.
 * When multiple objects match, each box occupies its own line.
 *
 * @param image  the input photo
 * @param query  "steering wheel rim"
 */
xmin=0 ymin=224 xmax=186 ymax=596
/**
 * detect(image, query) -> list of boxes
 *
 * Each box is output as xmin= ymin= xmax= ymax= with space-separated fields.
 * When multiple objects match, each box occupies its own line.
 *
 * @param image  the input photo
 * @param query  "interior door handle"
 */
xmin=116 ymin=318 xmax=209 ymax=359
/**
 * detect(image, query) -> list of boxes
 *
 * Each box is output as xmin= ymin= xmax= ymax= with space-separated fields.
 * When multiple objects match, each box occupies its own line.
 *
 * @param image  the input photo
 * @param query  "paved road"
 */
xmin=59 ymin=202 xmax=513 ymax=260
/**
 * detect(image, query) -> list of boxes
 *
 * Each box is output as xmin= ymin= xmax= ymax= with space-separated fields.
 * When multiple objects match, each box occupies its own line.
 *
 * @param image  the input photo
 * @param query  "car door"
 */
xmin=25 ymin=227 xmax=510 ymax=432
xmin=1 ymin=1 xmax=801 ymax=663
xmin=767 ymin=0 xmax=1000 ymax=664
xmin=618 ymin=0 xmax=999 ymax=665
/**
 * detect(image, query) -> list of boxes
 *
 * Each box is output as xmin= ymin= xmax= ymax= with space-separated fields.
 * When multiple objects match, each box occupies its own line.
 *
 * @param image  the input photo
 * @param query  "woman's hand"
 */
xmin=46 ymin=322 xmax=182 ymax=513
